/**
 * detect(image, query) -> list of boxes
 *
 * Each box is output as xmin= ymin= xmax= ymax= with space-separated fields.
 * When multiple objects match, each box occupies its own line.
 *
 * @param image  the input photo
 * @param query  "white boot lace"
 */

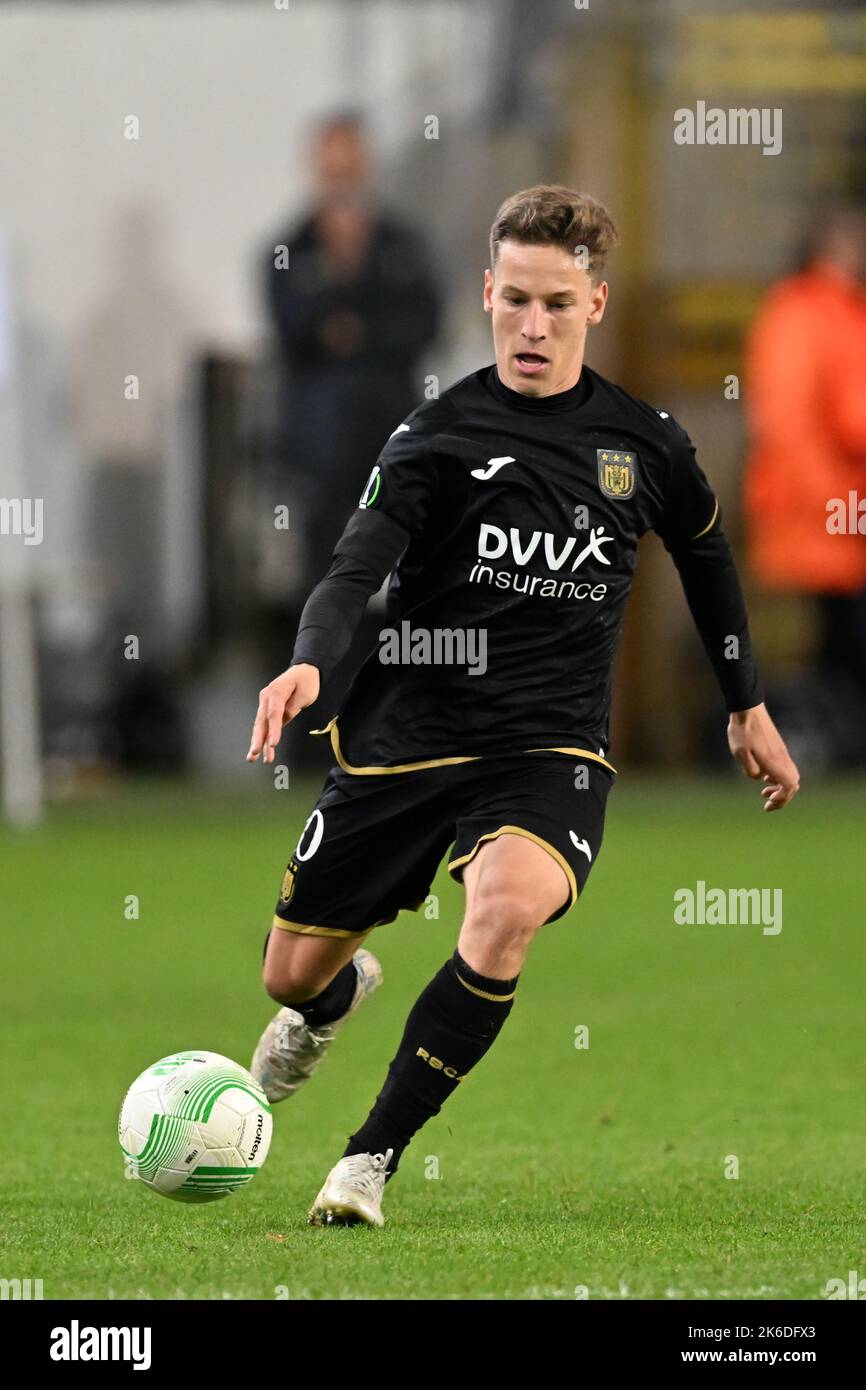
xmin=339 ymin=1149 xmax=394 ymax=1197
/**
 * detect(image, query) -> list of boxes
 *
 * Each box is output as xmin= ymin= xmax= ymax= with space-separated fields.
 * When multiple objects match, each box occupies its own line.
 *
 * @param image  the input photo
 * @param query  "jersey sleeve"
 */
xmin=653 ymin=422 xmax=720 ymax=551
xmin=289 ymin=519 xmax=408 ymax=681
xmin=651 ymin=415 xmax=764 ymax=712
xmin=289 ymin=412 xmax=440 ymax=679
xmin=355 ymin=415 xmax=439 ymax=538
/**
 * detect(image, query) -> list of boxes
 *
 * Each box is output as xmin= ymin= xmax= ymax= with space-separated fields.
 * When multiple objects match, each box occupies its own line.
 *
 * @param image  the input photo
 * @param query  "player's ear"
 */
xmin=587 ymin=279 xmax=608 ymax=325
xmin=483 ymin=267 xmax=494 ymax=312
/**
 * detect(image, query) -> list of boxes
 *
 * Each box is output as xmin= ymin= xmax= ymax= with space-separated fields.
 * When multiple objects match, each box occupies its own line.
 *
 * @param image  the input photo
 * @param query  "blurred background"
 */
xmin=2 ymin=0 xmax=866 ymax=826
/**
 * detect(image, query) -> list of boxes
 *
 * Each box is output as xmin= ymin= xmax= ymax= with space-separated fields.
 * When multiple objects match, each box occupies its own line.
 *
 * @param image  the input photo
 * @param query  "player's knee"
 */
xmin=463 ymin=884 xmax=543 ymax=946
xmin=262 ymin=957 xmax=333 ymax=1006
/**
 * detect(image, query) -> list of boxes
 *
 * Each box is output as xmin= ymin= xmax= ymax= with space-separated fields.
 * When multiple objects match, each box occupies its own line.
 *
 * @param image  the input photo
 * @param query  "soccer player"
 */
xmin=246 ymin=185 xmax=800 ymax=1227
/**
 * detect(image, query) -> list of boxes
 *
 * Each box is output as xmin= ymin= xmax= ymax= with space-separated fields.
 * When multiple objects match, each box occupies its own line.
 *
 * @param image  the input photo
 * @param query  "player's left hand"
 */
xmin=727 ymin=702 xmax=800 ymax=811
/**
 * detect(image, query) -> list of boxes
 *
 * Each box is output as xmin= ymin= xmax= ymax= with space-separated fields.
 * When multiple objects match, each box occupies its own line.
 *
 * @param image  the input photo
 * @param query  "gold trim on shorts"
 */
xmin=447 ymin=824 xmax=578 ymax=910
xmin=270 ymin=915 xmax=374 ymax=941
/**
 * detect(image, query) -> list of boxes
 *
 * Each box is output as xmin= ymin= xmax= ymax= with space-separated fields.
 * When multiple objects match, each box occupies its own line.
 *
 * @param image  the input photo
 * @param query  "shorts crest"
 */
xmin=279 ymin=862 xmax=299 ymax=905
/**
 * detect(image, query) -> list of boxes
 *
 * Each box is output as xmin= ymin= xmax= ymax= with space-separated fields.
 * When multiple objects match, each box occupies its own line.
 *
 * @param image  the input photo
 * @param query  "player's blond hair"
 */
xmin=489 ymin=185 xmax=620 ymax=283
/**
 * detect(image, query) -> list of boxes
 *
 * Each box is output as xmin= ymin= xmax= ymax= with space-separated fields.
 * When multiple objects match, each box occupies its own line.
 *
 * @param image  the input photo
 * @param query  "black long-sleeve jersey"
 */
xmin=291 ymin=363 xmax=764 ymax=772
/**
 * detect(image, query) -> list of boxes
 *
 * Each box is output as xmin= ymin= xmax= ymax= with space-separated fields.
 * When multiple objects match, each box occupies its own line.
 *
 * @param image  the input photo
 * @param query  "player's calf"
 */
xmin=333 ymin=944 xmax=520 ymax=1207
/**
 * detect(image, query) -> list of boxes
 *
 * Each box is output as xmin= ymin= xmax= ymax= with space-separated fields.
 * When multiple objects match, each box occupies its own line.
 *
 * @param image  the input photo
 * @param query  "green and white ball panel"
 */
xmin=119 ymin=1051 xmax=272 ymax=1203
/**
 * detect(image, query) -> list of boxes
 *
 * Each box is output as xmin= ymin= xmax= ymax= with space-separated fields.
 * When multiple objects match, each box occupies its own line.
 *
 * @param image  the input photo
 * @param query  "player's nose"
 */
xmin=521 ymin=308 xmax=546 ymax=341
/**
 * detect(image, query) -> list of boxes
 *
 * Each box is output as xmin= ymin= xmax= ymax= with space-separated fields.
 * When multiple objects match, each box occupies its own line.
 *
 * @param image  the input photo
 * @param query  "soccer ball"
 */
xmin=118 ymin=1050 xmax=272 ymax=1202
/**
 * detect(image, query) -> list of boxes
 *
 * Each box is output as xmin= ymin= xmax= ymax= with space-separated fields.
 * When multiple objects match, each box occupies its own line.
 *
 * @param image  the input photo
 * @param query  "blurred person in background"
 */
xmin=743 ymin=204 xmax=866 ymax=762
xmin=261 ymin=112 xmax=440 ymax=747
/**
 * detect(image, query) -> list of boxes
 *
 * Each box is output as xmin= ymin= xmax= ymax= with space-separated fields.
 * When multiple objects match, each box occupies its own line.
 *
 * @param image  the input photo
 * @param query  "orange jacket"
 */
xmin=743 ymin=266 xmax=866 ymax=593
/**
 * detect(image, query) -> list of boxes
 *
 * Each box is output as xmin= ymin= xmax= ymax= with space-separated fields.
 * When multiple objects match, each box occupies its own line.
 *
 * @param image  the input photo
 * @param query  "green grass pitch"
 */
xmin=1 ymin=772 xmax=863 ymax=1300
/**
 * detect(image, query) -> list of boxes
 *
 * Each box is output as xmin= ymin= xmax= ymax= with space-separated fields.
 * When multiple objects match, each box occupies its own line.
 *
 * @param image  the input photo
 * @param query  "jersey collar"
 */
xmin=485 ymin=364 xmax=593 ymax=414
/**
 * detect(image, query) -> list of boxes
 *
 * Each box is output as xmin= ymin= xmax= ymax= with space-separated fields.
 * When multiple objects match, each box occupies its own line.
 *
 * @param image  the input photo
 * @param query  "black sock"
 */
xmin=290 ymin=960 xmax=357 ymax=1028
xmin=343 ymin=949 xmax=518 ymax=1177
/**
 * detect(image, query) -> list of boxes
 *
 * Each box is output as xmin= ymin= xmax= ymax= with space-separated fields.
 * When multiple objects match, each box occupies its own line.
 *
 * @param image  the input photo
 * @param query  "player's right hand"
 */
xmin=246 ymin=664 xmax=321 ymax=765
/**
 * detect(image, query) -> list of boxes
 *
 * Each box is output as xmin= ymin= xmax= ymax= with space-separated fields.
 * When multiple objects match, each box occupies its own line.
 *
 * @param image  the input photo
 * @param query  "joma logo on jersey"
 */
xmin=478 ymin=522 xmax=614 ymax=571
xmin=597 ymin=448 xmax=637 ymax=499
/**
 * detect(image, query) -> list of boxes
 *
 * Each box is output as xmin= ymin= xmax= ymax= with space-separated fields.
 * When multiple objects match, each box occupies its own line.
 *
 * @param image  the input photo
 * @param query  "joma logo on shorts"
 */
xmin=416 ymin=1047 xmax=466 ymax=1081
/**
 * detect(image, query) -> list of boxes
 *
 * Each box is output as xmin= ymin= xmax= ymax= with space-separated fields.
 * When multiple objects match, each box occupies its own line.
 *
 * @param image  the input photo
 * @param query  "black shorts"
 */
xmin=270 ymin=748 xmax=615 ymax=940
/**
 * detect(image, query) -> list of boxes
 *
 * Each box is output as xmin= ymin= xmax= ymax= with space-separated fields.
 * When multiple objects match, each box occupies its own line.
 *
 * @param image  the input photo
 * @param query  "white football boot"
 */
xmin=307 ymin=1148 xmax=394 ymax=1227
xmin=250 ymin=948 xmax=382 ymax=1103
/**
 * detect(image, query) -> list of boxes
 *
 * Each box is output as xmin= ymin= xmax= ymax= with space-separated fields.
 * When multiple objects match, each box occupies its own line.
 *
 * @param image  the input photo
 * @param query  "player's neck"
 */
xmin=495 ymin=361 xmax=585 ymax=400
xmin=490 ymin=361 xmax=591 ymax=414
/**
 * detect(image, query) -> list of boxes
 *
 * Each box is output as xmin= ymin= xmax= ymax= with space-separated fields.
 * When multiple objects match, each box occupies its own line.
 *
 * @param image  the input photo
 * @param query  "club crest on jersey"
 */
xmin=597 ymin=448 xmax=637 ymax=500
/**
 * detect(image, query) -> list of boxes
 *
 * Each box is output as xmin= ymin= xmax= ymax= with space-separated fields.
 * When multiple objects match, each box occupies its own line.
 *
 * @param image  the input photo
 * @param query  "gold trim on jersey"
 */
xmin=526 ymin=746 xmax=617 ymax=772
xmin=311 ymin=717 xmax=617 ymax=776
xmin=447 ymin=825 xmax=578 ymax=910
xmin=691 ymin=497 xmax=719 ymax=540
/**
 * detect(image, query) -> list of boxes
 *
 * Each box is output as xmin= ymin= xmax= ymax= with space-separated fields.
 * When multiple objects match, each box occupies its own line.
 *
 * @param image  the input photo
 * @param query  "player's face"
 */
xmin=483 ymin=240 xmax=608 ymax=396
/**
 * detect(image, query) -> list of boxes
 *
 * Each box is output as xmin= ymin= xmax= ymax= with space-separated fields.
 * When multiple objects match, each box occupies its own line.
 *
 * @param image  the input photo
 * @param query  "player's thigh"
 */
xmin=263 ymin=926 xmax=363 ymax=1003
xmin=451 ymin=754 xmax=614 ymax=973
xmin=462 ymin=831 xmax=569 ymax=933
